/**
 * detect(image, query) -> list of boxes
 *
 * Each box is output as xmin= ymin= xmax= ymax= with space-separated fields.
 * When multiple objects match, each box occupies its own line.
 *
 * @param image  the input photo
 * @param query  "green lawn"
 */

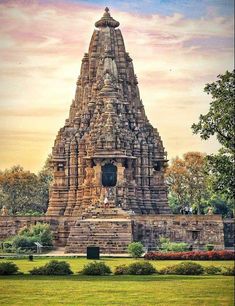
xmin=0 ymin=258 xmax=234 ymax=306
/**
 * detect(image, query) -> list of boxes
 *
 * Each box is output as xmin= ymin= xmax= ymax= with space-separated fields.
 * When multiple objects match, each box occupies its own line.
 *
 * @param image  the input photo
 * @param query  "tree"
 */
xmin=192 ymin=70 xmax=235 ymax=200
xmin=0 ymin=166 xmax=39 ymax=214
xmin=166 ymin=152 xmax=208 ymax=214
xmin=207 ymin=195 xmax=233 ymax=218
xmin=165 ymin=157 xmax=190 ymax=212
xmin=36 ymin=154 xmax=53 ymax=213
xmin=0 ymin=155 xmax=53 ymax=215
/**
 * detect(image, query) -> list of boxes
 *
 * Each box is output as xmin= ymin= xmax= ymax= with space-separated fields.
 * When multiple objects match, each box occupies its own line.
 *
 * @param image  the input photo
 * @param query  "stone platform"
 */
xmin=65 ymin=218 xmax=132 ymax=253
xmin=0 ymin=214 xmax=232 ymax=253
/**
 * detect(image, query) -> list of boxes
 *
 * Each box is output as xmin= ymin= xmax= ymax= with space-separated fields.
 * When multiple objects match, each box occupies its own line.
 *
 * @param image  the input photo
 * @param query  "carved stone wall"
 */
xmin=223 ymin=219 xmax=235 ymax=248
xmin=0 ymin=215 xmax=228 ymax=252
xmin=132 ymin=215 xmax=225 ymax=250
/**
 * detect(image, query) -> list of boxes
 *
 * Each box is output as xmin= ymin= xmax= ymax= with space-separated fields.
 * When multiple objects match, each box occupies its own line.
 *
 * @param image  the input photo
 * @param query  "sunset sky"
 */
xmin=0 ymin=0 xmax=234 ymax=172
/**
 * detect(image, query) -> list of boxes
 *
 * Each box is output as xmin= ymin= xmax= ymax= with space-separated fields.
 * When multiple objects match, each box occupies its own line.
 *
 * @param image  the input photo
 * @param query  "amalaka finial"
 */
xmin=95 ymin=7 xmax=120 ymax=28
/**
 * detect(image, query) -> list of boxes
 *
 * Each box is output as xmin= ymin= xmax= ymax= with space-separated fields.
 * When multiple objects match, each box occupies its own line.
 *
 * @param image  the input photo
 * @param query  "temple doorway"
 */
xmin=102 ymin=163 xmax=117 ymax=187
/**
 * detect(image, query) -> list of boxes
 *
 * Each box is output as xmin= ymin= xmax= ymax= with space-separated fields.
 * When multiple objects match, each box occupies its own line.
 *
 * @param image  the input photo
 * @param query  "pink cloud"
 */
xmin=0 ymin=0 xmax=233 ymax=171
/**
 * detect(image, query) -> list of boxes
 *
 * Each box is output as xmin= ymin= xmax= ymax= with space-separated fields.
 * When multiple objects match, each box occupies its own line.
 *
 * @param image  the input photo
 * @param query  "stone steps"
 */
xmin=65 ymin=218 xmax=132 ymax=253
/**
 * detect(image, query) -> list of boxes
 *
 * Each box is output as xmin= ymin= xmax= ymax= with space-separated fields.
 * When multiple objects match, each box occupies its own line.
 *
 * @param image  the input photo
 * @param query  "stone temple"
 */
xmin=0 ymin=8 xmax=233 ymax=253
xmin=46 ymin=7 xmax=170 ymax=218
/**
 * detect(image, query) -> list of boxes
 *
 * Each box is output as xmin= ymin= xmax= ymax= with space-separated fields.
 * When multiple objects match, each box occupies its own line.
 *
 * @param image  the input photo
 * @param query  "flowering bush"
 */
xmin=144 ymin=250 xmax=235 ymax=260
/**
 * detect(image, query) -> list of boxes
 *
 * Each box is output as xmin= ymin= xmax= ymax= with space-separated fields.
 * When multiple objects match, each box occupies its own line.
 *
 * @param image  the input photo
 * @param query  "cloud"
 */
xmin=0 ymin=106 xmax=67 ymax=117
xmin=0 ymin=0 xmax=233 ymax=171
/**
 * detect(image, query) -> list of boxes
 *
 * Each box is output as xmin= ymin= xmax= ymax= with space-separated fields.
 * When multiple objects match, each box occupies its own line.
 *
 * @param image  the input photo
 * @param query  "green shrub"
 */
xmin=81 ymin=261 xmax=111 ymax=276
xmin=0 ymin=262 xmax=19 ymax=275
xmin=159 ymin=237 xmax=188 ymax=252
xmin=204 ymin=265 xmax=221 ymax=275
xmin=19 ymin=223 xmax=53 ymax=247
xmin=160 ymin=262 xmax=204 ymax=275
xmin=159 ymin=266 xmax=175 ymax=275
xmin=127 ymin=242 xmax=144 ymax=258
xmin=29 ymin=260 xmax=73 ymax=275
xmin=29 ymin=223 xmax=53 ymax=246
xmin=12 ymin=236 xmax=37 ymax=252
xmin=127 ymin=262 xmax=156 ymax=275
xmin=222 ymin=266 xmax=235 ymax=276
xmin=205 ymin=244 xmax=214 ymax=251
xmin=3 ymin=223 xmax=53 ymax=253
xmin=114 ymin=264 xmax=129 ymax=275
xmin=29 ymin=266 xmax=45 ymax=275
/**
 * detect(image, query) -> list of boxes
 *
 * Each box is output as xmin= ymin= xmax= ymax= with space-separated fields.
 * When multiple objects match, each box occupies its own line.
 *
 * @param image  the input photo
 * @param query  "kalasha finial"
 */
xmin=95 ymin=7 xmax=120 ymax=28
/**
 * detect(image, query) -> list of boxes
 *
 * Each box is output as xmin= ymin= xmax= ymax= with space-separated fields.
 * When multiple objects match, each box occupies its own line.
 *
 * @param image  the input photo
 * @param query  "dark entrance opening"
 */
xmin=102 ymin=163 xmax=117 ymax=187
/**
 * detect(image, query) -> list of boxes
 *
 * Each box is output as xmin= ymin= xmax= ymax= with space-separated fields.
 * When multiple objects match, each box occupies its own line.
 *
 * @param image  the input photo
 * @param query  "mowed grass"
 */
xmin=0 ymin=258 xmax=234 ymax=306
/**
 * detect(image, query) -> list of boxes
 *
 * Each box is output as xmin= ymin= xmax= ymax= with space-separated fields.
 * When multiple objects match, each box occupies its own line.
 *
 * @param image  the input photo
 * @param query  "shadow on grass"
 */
xmin=0 ymin=274 xmax=220 ymax=282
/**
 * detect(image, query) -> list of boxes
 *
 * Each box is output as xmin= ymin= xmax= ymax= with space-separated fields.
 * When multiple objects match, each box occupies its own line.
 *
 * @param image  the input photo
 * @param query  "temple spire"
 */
xmin=95 ymin=7 xmax=120 ymax=28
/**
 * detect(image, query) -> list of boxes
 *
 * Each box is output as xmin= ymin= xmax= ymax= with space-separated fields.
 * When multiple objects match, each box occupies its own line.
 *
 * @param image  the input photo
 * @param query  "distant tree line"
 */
xmin=165 ymin=151 xmax=233 ymax=217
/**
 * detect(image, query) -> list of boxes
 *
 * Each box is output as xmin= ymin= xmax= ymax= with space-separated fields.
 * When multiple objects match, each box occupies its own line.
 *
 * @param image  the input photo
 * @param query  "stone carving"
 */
xmin=46 ymin=8 xmax=170 ymax=217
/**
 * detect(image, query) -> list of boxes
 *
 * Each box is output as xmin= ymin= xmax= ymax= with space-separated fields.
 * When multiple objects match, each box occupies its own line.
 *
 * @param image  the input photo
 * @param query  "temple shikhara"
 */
xmin=46 ymin=7 xmax=170 ymax=217
xmin=0 ymin=8 xmax=231 ymax=253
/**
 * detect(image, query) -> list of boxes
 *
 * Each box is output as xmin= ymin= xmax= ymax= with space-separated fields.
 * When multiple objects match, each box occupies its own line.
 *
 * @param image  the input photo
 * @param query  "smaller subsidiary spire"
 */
xmin=95 ymin=7 xmax=120 ymax=28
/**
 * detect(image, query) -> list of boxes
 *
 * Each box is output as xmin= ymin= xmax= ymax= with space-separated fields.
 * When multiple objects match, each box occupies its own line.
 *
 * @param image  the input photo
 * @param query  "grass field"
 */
xmin=0 ymin=258 xmax=234 ymax=306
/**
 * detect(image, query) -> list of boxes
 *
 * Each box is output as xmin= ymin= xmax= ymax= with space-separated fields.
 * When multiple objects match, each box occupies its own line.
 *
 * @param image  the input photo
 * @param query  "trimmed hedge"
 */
xmin=204 ymin=265 xmax=222 ymax=275
xmin=114 ymin=264 xmax=129 ymax=275
xmin=114 ymin=262 xmax=156 ymax=275
xmin=80 ymin=261 xmax=111 ymax=276
xmin=29 ymin=260 xmax=73 ymax=275
xmin=144 ymin=250 xmax=235 ymax=260
xmin=222 ymin=266 xmax=235 ymax=276
xmin=127 ymin=262 xmax=156 ymax=275
xmin=160 ymin=262 xmax=204 ymax=275
xmin=0 ymin=262 xmax=19 ymax=275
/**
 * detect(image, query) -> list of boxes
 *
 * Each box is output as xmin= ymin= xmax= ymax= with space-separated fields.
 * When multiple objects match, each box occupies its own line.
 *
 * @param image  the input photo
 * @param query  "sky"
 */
xmin=0 ymin=0 xmax=234 ymax=172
